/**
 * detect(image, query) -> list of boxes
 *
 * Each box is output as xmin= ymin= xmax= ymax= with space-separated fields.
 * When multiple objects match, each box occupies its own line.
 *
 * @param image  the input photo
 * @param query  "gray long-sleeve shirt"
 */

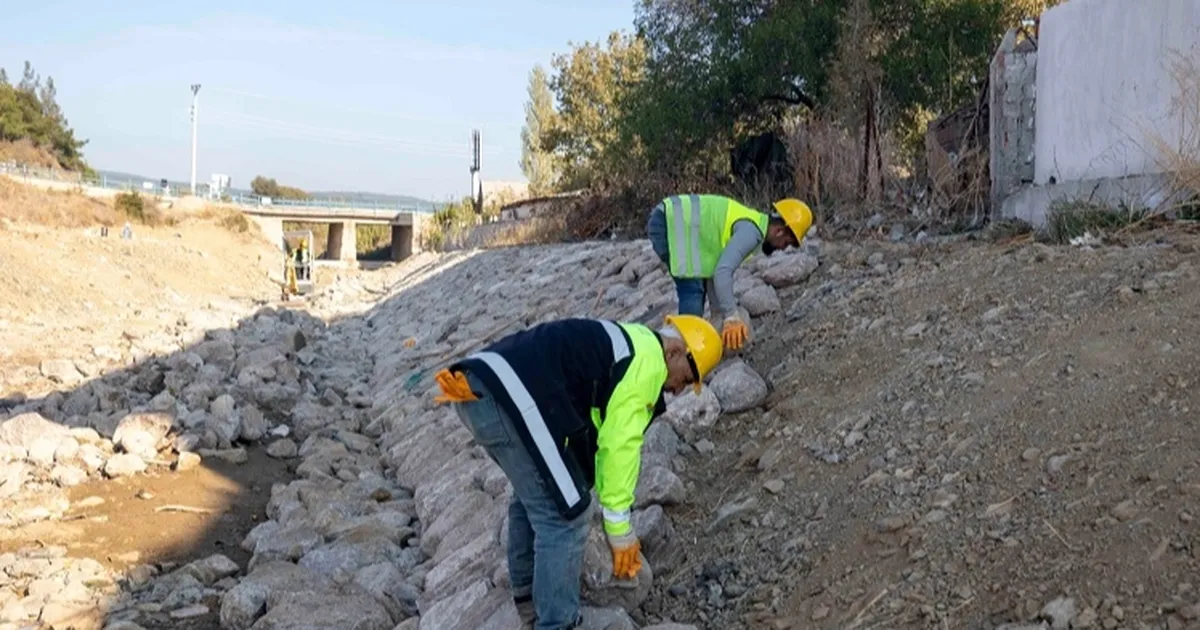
xmin=710 ymin=219 xmax=764 ymax=319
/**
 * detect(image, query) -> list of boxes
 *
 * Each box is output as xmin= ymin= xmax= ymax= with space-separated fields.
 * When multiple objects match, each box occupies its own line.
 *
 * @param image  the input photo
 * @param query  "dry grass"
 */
xmin=1145 ymin=47 xmax=1200 ymax=218
xmin=0 ymin=175 xmax=121 ymax=227
xmin=0 ymin=175 xmax=266 ymax=237
xmin=0 ymin=140 xmax=62 ymax=169
xmin=784 ymin=117 xmax=863 ymax=214
xmin=196 ymin=206 xmax=258 ymax=236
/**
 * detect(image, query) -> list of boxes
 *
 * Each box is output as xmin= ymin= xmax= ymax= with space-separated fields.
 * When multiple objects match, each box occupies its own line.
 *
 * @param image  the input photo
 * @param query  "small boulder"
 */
xmin=709 ymin=361 xmax=768 ymax=413
xmin=112 ymin=413 xmax=173 ymax=460
xmin=104 ymin=453 xmax=147 ymax=478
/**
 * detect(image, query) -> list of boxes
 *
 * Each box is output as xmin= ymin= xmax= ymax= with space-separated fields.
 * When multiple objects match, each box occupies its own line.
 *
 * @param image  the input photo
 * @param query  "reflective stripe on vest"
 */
xmin=664 ymin=195 xmax=769 ymax=279
xmin=467 ymin=320 xmax=634 ymax=512
xmin=469 ymin=350 xmax=584 ymax=509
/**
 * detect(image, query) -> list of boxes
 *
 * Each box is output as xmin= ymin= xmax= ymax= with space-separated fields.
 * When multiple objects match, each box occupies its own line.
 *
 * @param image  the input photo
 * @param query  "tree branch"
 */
xmin=762 ymin=83 xmax=815 ymax=109
xmin=762 ymin=90 xmax=815 ymax=109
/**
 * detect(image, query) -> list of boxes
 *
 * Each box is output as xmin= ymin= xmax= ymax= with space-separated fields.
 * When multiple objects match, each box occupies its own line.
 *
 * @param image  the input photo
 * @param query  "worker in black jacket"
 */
xmin=434 ymin=315 xmax=723 ymax=629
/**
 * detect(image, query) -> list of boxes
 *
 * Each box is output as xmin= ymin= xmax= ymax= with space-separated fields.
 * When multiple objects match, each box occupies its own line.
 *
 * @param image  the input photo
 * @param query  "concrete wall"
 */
xmin=989 ymin=28 xmax=1038 ymax=212
xmin=326 ymin=221 xmax=357 ymax=262
xmin=1034 ymin=0 xmax=1200 ymax=185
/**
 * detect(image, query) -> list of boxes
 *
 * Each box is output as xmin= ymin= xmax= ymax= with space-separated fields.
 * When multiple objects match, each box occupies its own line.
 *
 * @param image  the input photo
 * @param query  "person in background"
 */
xmin=646 ymin=194 xmax=813 ymax=350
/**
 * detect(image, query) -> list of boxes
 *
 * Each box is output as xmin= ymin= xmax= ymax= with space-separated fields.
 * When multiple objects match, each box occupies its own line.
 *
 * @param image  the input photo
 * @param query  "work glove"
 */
xmin=721 ymin=315 xmax=749 ymax=350
xmin=433 ymin=369 xmax=479 ymax=404
xmin=606 ymin=531 xmax=642 ymax=580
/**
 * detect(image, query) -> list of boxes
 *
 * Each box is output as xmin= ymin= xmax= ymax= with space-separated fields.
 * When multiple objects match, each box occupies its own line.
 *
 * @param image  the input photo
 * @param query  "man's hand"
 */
xmin=606 ymin=531 xmax=642 ymax=580
xmin=722 ymin=315 xmax=749 ymax=350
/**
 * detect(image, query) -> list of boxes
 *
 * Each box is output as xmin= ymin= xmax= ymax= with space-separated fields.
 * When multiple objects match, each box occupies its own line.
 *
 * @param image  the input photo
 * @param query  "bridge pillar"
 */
xmin=327 ymin=221 xmax=357 ymax=261
xmin=249 ymin=215 xmax=285 ymax=250
xmin=390 ymin=225 xmax=413 ymax=261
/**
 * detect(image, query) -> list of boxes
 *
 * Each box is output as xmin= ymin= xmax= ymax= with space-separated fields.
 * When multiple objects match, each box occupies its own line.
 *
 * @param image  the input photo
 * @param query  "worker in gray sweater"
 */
xmin=645 ymin=194 xmax=813 ymax=350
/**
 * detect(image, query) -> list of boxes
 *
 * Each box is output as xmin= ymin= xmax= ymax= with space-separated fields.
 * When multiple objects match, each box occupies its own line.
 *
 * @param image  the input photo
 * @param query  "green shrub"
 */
xmin=114 ymin=191 xmax=145 ymax=221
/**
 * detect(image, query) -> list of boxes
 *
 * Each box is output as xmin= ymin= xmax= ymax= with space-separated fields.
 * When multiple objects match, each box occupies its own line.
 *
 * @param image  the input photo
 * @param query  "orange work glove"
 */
xmin=433 ymin=369 xmax=479 ymax=404
xmin=607 ymin=532 xmax=642 ymax=580
xmin=721 ymin=316 xmax=749 ymax=350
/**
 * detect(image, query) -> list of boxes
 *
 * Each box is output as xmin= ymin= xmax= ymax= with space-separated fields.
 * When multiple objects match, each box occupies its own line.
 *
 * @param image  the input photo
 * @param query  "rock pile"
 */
xmin=1 ymin=237 xmax=820 ymax=630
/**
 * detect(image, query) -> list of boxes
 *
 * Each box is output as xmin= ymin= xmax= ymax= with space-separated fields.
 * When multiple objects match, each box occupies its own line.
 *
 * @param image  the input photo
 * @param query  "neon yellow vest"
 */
xmin=663 ymin=194 xmax=770 ymax=279
xmin=588 ymin=322 xmax=667 ymax=537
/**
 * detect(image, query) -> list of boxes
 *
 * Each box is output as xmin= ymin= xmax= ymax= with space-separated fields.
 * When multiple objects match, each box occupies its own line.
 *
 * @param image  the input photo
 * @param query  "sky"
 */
xmin=0 ymin=0 xmax=635 ymax=201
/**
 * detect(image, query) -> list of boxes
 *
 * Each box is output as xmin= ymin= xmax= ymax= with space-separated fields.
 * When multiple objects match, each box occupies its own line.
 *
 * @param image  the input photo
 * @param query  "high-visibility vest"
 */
xmin=663 ymin=194 xmax=770 ymax=279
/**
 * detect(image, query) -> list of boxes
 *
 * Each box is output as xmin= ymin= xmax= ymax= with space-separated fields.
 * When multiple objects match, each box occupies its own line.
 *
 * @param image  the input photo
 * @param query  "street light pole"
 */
xmin=190 ymin=83 xmax=201 ymax=196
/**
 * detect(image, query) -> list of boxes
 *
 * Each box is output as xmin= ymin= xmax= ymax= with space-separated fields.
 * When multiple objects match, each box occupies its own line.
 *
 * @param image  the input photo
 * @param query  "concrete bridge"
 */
xmin=241 ymin=205 xmax=428 ymax=262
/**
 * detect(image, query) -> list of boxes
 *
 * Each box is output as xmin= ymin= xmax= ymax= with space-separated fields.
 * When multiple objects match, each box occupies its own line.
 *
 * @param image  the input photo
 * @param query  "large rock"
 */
xmin=103 ymin=453 xmax=147 ymax=478
xmin=249 ymin=525 xmax=323 ymax=570
xmin=709 ymin=361 xmax=768 ymax=413
xmin=633 ymin=466 xmax=685 ymax=509
xmin=112 ymin=413 xmax=173 ymax=460
xmin=421 ymin=530 xmax=501 ymax=603
xmin=298 ymin=530 xmax=405 ymax=584
xmin=757 ymin=252 xmax=818 ymax=288
xmin=351 ymin=562 xmax=420 ymax=623
xmin=248 ymin=589 xmax=392 ymax=630
xmin=0 ymin=413 xmax=71 ymax=454
xmin=641 ymin=422 xmax=680 ymax=461
xmin=174 ymin=554 xmax=240 ymax=586
xmin=219 ymin=561 xmax=335 ymax=630
xmin=39 ymin=359 xmax=84 ymax=385
xmin=740 ymin=284 xmax=782 ymax=316
xmin=633 ymin=505 xmax=679 ymax=573
xmin=661 ymin=388 xmax=721 ymax=432
xmin=581 ymin=526 xmax=652 ymax=611
xmin=421 ymin=490 xmax=501 ymax=561
xmin=418 ymin=579 xmax=490 ymax=630
xmin=207 ymin=395 xmax=241 ymax=445
xmin=580 ymin=607 xmax=637 ymax=630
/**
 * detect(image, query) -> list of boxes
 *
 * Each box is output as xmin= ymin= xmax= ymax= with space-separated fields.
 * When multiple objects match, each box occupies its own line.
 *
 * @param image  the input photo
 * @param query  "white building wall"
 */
xmin=1034 ymin=0 xmax=1200 ymax=185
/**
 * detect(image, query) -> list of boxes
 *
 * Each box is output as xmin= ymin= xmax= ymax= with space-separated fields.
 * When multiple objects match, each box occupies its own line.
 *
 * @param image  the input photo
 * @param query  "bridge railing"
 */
xmin=0 ymin=160 xmax=435 ymax=214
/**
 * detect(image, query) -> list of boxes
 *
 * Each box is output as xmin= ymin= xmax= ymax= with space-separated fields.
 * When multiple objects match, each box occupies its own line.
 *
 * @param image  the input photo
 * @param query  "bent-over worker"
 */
xmin=646 ymin=194 xmax=813 ymax=350
xmin=433 ymin=315 xmax=724 ymax=630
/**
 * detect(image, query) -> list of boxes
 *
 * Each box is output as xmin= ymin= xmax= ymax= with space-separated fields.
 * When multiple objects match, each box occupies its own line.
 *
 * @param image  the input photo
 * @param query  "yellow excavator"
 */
xmin=281 ymin=230 xmax=315 ymax=300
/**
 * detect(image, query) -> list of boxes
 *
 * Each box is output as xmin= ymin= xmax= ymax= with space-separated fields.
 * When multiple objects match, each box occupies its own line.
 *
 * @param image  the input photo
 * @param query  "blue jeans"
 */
xmin=646 ymin=205 xmax=708 ymax=316
xmin=452 ymin=371 xmax=589 ymax=630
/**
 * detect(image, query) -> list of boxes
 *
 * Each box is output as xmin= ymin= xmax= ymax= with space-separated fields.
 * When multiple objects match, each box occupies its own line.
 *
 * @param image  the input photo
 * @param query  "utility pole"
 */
xmin=469 ymin=129 xmax=482 ymax=214
xmin=190 ymin=83 xmax=201 ymax=196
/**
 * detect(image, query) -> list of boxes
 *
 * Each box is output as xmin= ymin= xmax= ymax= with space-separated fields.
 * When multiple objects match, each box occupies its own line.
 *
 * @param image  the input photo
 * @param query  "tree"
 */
xmin=17 ymin=61 xmax=38 ymax=94
xmin=0 ymin=69 xmax=8 ymax=86
xmin=545 ymin=31 xmax=648 ymax=190
xmin=39 ymin=76 xmax=62 ymax=124
xmin=626 ymin=0 xmax=843 ymax=176
xmin=519 ymin=65 xmax=561 ymax=196
xmin=0 ymin=61 xmax=87 ymax=171
xmin=250 ymin=175 xmax=309 ymax=200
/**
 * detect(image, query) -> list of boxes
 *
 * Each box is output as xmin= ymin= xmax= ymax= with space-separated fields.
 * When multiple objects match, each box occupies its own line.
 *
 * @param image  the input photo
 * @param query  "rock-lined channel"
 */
xmin=2 ymin=240 xmax=819 ymax=630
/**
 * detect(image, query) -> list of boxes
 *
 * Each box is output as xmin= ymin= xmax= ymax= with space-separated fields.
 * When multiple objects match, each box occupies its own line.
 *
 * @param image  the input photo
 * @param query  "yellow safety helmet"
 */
xmin=773 ymin=198 xmax=814 ymax=242
xmin=664 ymin=314 xmax=723 ymax=392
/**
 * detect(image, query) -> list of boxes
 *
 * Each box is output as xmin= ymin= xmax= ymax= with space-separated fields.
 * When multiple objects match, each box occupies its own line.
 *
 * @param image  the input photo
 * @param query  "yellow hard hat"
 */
xmin=773 ymin=198 xmax=814 ymax=242
xmin=664 ymin=314 xmax=723 ymax=392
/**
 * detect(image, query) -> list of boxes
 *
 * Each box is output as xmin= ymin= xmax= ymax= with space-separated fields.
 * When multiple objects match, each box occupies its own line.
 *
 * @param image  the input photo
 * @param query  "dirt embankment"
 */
xmin=645 ymin=230 xmax=1200 ymax=629
xmin=0 ymin=176 xmax=288 ymax=399
xmin=6 ymin=164 xmax=1200 ymax=630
